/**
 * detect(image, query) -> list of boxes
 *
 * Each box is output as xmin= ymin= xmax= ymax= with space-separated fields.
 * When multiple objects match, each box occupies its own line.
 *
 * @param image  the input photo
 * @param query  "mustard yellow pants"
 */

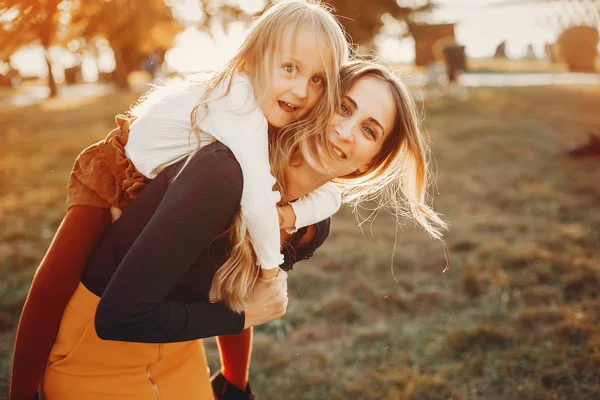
xmin=43 ymin=282 xmax=214 ymax=399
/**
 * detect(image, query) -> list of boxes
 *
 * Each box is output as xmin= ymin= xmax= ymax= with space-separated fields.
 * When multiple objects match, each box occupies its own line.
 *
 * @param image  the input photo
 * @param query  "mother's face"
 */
xmin=305 ymin=75 xmax=396 ymax=178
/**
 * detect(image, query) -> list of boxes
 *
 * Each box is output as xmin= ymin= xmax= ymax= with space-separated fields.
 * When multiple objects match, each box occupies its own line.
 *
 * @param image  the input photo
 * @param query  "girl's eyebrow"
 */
xmin=283 ymin=57 xmax=302 ymax=67
xmin=345 ymin=95 xmax=385 ymax=135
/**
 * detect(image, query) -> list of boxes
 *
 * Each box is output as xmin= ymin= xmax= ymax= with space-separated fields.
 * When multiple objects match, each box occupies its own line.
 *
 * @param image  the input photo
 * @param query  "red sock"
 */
xmin=10 ymin=206 xmax=110 ymax=400
xmin=216 ymin=327 xmax=253 ymax=390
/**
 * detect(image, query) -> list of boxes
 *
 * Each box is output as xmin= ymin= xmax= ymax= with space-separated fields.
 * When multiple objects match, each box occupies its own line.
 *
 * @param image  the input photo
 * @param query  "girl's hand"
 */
xmin=276 ymin=204 xmax=297 ymax=231
xmin=243 ymin=270 xmax=288 ymax=329
xmin=109 ymin=206 xmax=122 ymax=223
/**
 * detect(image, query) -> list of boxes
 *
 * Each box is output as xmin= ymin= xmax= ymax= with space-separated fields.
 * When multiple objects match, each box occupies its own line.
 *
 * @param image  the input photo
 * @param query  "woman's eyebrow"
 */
xmin=344 ymin=95 xmax=357 ymax=109
xmin=345 ymin=95 xmax=384 ymax=134
xmin=367 ymin=117 xmax=384 ymax=135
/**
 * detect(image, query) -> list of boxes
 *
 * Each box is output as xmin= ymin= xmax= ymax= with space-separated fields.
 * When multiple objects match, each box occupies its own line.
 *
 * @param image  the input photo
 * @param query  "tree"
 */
xmin=0 ymin=0 xmax=64 ymax=97
xmin=195 ymin=0 xmax=434 ymax=49
xmin=557 ymin=25 xmax=599 ymax=72
xmin=325 ymin=0 xmax=434 ymax=48
xmin=68 ymin=0 xmax=183 ymax=90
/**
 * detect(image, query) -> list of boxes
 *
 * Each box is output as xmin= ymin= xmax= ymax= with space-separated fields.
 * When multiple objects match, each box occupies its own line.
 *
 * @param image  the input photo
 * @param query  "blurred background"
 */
xmin=1 ymin=0 xmax=599 ymax=399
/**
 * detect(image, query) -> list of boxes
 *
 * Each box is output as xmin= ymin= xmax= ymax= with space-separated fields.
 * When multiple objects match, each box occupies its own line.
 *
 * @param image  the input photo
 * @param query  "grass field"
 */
xmin=1 ymin=84 xmax=599 ymax=399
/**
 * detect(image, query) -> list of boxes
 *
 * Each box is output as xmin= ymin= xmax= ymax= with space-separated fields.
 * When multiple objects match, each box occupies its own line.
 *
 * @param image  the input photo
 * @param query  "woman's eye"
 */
xmin=311 ymin=76 xmax=324 ymax=86
xmin=340 ymin=104 xmax=349 ymax=115
xmin=364 ymin=126 xmax=376 ymax=139
xmin=284 ymin=65 xmax=295 ymax=74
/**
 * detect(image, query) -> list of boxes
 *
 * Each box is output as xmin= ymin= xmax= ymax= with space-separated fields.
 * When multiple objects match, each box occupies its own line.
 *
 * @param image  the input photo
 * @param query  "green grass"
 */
xmin=1 ymin=84 xmax=600 ymax=399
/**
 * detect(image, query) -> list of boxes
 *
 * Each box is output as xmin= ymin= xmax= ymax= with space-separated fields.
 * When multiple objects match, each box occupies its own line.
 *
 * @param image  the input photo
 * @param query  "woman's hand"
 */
xmin=243 ymin=270 xmax=288 ymax=329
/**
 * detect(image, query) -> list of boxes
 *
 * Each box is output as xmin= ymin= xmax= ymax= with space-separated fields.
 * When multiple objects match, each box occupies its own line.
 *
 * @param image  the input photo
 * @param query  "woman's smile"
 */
xmin=304 ymin=75 xmax=395 ymax=178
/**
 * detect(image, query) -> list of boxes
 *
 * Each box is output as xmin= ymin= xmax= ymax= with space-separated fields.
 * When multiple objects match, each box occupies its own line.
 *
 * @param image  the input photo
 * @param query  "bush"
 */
xmin=557 ymin=25 xmax=599 ymax=72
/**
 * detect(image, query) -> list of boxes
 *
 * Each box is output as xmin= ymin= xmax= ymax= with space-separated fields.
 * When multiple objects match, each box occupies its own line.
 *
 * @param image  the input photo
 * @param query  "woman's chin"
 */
xmin=300 ymin=142 xmax=328 ymax=176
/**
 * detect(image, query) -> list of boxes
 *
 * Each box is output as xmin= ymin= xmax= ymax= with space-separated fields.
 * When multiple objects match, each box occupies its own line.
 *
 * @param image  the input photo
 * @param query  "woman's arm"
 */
xmin=95 ymin=147 xmax=247 ymax=343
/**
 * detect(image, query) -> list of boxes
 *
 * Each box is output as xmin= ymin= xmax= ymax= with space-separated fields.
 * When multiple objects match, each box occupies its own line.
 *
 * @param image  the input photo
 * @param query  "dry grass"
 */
xmin=1 ymin=83 xmax=600 ymax=399
xmin=465 ymin=58 xmax=582 ymax=74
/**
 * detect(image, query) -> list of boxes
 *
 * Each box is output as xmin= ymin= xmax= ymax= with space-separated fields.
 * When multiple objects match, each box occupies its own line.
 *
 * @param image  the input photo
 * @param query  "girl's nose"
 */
xmin=292 ymin=78 xmax=308 ymax=100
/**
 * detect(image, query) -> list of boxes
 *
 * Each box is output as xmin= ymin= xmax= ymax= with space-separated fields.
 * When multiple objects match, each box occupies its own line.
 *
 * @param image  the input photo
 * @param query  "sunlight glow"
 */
xmin=8 ymin=0 xmax=599 ymax=77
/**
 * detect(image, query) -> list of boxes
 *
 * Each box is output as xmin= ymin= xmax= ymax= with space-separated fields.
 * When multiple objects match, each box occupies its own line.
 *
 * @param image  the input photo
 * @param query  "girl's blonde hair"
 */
xmin=198 ymin=0 xmax=349 ymax=312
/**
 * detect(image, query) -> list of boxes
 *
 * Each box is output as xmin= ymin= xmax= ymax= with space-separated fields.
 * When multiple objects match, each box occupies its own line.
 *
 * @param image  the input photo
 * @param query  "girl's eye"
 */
xmin=311 ymin=76 xmax=324 ymax=86
xmin=363 ymin=126 xmax=376 ymax=139
xmin=284 ymin=65 xmax=295 ymax=74
xmin=340 ymin=103 xmax=349 ymax=115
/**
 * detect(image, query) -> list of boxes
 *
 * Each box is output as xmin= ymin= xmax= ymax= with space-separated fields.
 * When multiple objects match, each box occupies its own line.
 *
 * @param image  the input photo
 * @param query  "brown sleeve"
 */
xmin=66 ymin=115 xmax=149 ymax=210
xmin=10 ymin=206 xmax=111 ymax=400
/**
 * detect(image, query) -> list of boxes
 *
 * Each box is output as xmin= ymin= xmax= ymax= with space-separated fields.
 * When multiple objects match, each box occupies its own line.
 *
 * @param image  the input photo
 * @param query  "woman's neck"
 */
xmin=281 ymin=159 xmax=331 ymax=203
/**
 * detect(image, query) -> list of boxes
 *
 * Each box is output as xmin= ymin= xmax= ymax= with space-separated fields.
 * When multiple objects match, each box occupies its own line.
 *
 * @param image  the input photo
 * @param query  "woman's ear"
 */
xmin=343 ymin=165 xmax=370 ymax=179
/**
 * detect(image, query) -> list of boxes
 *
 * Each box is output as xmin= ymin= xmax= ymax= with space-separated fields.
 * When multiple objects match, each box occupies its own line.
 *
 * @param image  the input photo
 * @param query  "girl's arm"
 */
xmin=95 ymin=147 xmax=247 ymax=343
xmin=281 ymin=182 xmax=342 ymax=233
xmin=201 ymin=75 xmax=284 ymax=272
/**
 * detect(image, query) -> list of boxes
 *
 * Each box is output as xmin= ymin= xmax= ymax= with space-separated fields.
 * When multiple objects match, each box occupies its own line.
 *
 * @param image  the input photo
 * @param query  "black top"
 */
xmin=83 ymin=142 xmax=329 ymax=343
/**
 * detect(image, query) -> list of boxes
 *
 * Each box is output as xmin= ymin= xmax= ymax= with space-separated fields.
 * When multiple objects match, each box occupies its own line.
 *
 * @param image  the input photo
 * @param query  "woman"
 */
xmin=18 ymin=59 xmax=447 ymax=399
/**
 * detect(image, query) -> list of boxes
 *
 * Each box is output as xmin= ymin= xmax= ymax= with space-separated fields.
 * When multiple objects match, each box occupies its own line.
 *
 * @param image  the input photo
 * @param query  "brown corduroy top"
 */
xmin=67 ymin=115 xmax=149 ymax=210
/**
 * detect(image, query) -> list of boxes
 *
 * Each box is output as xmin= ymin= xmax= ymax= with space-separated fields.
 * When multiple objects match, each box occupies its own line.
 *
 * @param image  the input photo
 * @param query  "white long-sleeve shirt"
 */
xmin=125 ymin=74 xmax=341 ymax=270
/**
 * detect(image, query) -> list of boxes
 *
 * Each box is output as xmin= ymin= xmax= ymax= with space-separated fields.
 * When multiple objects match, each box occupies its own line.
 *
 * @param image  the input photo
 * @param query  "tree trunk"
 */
xmin=112 ymin=50 xmax=131 ymax=91
xmin=44 ymin=49 xmax=58 ymax=98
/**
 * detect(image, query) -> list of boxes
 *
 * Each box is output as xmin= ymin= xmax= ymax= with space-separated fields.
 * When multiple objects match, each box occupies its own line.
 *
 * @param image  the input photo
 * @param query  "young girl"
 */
xmin=10 ymin=1 xmax=348 ymax=399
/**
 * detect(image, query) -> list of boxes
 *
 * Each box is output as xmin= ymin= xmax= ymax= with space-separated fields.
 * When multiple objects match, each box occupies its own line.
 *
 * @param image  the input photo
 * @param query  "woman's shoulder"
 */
xmin=164 ymin=142 xmax=244 ymax=188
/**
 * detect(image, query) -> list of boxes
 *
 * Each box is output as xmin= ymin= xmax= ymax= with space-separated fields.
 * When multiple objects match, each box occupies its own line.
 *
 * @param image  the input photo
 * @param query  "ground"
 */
xmin=1 ymin=84 xmax=599 ymax=399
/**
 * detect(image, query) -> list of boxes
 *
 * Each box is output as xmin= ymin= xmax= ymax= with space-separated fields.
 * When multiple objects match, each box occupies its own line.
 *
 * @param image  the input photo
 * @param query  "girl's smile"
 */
xmin=303 ymin=76 xmax=395 ymax=178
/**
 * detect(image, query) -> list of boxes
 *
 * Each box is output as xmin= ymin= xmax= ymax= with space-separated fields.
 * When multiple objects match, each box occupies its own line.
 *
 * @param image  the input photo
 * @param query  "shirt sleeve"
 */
xmin=125 ymin=82 xmax=215 ymax=179
xmin=288 ymin=182 xmax=342 ymax=233
xmin=198 ymin=74 xmax=284 ymax=270
xmin=94 ymin=148 xmax=246 ymax=343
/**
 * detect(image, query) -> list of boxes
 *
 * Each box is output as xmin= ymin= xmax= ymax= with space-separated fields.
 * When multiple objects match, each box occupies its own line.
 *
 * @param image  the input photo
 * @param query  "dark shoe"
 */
xmin=567 ymin=134 xmax=600 ymax=157
xmin=211 ymin=372 xmax=255 ymax=400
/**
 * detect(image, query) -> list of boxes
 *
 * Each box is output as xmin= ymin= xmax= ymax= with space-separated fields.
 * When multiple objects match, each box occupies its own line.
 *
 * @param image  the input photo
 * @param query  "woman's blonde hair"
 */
xmin=202 ymin=0 xmax=349 ymax=312
xmin=332 ymin=59 xmax=448 ymax=240
xmin=271 ymin=59 xmax=447 ymax=240
xmin=214 ymin=59 xmax=447 ymax=312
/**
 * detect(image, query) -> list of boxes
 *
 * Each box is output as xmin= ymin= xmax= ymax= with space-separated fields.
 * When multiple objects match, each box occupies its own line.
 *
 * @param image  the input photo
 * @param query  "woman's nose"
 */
xmin=337 ymin=119 xmax=353 ymax=141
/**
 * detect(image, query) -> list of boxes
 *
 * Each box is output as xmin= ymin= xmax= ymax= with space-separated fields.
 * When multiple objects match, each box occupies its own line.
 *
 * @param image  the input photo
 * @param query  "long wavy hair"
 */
xmin=196 ymin=0 xmax=349 ymax=312
xmin=270 ymin=59 xmax=447 ymax=239
xmin=214 ymin=59 xmax=447 ymax=313
xmin=331 ymin=60 xmax=448 ymax=240
xmin=129 ymin=1 xmax=348 ymax=313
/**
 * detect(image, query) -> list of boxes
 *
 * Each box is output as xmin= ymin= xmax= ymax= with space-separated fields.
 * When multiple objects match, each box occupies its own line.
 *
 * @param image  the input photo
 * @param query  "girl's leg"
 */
xmin=10 ymin=206 xmax=110 ymax=400
xmin=216 ymin=327 xmax=253 ymax=390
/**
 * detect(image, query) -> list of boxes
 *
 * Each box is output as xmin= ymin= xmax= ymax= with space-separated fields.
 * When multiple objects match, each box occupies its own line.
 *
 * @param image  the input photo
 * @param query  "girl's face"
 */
xmin=260 ymin=26 xmax=328 ymax=128
xmin=304 ymin=76 xmax=396 ymax=178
